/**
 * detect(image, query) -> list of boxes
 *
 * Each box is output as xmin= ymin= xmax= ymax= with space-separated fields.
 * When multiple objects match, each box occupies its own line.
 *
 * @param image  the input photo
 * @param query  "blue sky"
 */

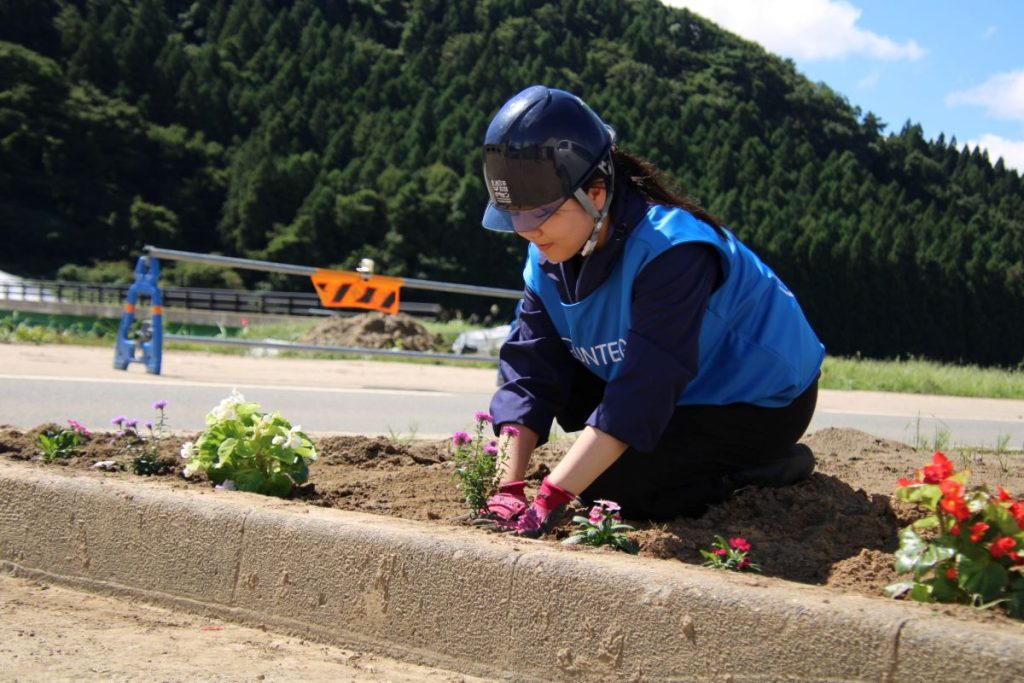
xmin=663 ymin=0 xmax=1024 ymax=172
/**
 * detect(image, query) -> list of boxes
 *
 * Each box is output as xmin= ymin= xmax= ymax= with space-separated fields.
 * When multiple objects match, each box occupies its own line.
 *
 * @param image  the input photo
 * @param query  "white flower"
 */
xmin=182 ymin=466 xmax=193 ymax=478
xmin=180 ymin=441 xmax=196 ymax=460
xmin=272 ymin=434 xmax=286 ymax=446
xmin=210 ymin=389 xmax=246 ymax=422
xmin=260 ymin=413 xmax=275 ymax=426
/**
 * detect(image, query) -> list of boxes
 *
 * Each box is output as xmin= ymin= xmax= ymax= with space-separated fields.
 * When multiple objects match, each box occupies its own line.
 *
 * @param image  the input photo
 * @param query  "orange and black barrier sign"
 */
xmin=310 ymin=269 xmax=404 ymax=315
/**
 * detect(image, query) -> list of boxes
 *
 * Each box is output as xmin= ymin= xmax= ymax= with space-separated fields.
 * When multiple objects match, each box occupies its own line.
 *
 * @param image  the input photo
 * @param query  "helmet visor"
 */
xmin=481 ymin=195 xmax=568 ymax=233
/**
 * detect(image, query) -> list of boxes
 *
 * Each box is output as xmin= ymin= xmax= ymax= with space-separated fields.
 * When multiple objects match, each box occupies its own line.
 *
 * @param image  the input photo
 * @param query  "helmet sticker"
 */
xmin=490 ymin=179 xmax=511 ymax=206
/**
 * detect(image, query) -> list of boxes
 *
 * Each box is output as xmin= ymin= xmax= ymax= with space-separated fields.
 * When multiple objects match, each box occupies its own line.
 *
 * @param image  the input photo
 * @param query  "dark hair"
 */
xmin=609 ymin=148 xmax=726 ymax=237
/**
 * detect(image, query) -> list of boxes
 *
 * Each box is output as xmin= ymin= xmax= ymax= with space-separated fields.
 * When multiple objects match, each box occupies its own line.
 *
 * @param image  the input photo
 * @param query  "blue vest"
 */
xmin=524 ymin=205 xmax=825 ymax=407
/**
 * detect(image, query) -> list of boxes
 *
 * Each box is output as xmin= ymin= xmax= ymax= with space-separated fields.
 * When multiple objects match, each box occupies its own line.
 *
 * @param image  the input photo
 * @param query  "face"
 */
xmin=518 ymin=186 xmax=607 ymax=263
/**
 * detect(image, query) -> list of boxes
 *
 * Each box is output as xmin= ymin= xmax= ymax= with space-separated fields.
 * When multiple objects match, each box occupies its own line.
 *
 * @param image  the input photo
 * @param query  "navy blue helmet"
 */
xmin=482 ymin=85 xmax=615 ymax=233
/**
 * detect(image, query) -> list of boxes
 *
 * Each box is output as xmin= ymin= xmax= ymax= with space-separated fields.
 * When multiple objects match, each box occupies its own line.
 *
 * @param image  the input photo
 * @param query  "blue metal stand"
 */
xmin=113 ymin=256 xmax=163 ymax=374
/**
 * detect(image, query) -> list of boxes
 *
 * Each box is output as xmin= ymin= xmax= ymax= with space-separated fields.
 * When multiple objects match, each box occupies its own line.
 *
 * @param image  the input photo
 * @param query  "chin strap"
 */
xmin=575 ymin=156 xmax=615 ymax=258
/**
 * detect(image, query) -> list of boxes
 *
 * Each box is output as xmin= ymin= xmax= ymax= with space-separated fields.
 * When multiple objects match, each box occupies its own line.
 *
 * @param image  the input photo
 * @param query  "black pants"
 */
xmin=556 ymin=369 xmax=819 ymax=520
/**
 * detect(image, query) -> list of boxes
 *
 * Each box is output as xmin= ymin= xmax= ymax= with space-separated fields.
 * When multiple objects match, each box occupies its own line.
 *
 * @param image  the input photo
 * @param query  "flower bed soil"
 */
xmin=3 ymin=423 xmax=1023 ymax=627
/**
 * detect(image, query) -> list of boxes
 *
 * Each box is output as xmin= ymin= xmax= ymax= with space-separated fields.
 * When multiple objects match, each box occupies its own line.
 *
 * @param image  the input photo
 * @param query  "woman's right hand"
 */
xmin=480 ymin=480 xmax=528 ymax=521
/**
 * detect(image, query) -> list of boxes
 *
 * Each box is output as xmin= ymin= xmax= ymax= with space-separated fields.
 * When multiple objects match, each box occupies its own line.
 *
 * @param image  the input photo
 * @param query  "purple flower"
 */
xmin=153 ymin=399 xmax=168 ymax=411
xmin=452 ymin=431 xmax=472 ymax=446
xmin=126 ymin=419 xmax=139 ymax=429
xmin=474 ymin=411 xmax=493 ymax=423
xmin=144 ymin=421 xmax=154 ymax=430
xmin=111 ymin=415 xmax=126 ymax=427
xmin=500 ymin=425 xmax=520 ymax=438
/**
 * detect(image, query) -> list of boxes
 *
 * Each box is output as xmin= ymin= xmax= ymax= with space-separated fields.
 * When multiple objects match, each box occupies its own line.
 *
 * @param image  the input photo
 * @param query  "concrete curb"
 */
xmin=2 ymin=461 xmax=1022 ymax=682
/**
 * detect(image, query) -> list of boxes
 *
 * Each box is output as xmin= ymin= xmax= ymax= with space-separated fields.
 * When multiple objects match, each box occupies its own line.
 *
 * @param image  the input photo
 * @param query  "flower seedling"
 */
xmin=450 ymin=411 xmax=508 ymax=516
xmin=885 ymin=451 xmax=1024 ymax=618
xmin=701 ymin=535 xmax=762 ymax=572
xmin=180 ymin=389 xmax=317 ymax=497
xmin=563 ymin=499 xmax=637 ymax=554
xmin=37 ymin=419 xmax=90 ymax=462
xmin=130 ymin=399 xmax=171 ymax=475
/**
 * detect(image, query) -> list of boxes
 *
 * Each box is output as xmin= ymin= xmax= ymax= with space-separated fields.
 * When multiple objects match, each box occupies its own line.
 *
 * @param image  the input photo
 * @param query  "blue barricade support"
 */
xmin=113 ymin=257 xmax=163 ymax=375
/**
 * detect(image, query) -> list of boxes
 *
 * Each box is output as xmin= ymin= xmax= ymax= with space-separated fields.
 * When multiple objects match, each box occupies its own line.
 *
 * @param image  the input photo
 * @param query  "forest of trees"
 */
xmin=1 ymin=0 xmax=1022 ymax=366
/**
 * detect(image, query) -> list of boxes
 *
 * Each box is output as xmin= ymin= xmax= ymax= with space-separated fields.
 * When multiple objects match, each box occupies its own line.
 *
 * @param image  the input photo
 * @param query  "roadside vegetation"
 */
xmin=2 ymin=311 xmax=1023 ymax=400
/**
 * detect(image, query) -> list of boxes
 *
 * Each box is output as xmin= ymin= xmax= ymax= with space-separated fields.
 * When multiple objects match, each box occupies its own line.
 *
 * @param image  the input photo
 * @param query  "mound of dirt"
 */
xmin=4 ymin=424 xmax=1024 ymax=626
xmin=299 ymin=313 xmax=443 ymax=351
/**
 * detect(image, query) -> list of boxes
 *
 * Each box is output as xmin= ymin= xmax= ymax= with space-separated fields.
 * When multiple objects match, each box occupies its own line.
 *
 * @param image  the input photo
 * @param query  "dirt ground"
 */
xmin=2 ymin=422 xmax=1024 ymax=632
xmin=0 ymin=572 xmax=492 ymax=683
xmin=298 ymin=312 xmax=445 ymax=351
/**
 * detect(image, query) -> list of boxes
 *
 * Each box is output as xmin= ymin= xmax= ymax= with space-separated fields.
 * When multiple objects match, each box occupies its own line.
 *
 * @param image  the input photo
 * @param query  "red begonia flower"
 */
xmin=940 ymin=496 xmax=971 ymax=521
xmin=945 ymin=566 xmax=958 ymax=580
xmin=951 ymin=523 xmax=961 ymax=536
xmin=970 ymin=522 xmax=989 ymax=543
xmin=940 ymin=479 xmax=964 ymax=499
xmin=990 ymin=536 xmax=1016 ymax=559
xmin=998 ymin=487 xmax=1013 ymax=502
xmin=921 ymin=451 xmax=954 ymax=484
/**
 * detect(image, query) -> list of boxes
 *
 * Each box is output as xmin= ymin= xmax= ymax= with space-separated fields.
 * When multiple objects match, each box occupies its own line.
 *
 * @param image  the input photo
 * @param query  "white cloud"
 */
xmin=946 ymin=70 xmax=1024 ymax=121
xmin=663 ymin=0 xmax=924 ymax=62
xmin=968 ymin=134 xmax=1024 ymax=173
xmin=857 ymin=71 xmax=880 ymax=89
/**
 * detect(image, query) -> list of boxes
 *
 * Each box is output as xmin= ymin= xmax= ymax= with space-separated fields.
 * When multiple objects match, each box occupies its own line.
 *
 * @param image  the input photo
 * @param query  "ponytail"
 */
xmin=610 ymin=148 xmax=726 ymax=237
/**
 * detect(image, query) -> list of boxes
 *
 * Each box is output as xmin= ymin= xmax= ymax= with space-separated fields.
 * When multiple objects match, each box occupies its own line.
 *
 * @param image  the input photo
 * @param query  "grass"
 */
xmin=820 ymin=355 xmax=1024 ymax=400
xmin=3 ymin=310 xmax=1024 ymax=399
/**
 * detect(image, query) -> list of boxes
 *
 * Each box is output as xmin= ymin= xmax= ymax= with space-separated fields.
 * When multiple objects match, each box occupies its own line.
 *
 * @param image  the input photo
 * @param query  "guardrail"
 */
xmin=0 ymin=280 xmax=442 ymax=317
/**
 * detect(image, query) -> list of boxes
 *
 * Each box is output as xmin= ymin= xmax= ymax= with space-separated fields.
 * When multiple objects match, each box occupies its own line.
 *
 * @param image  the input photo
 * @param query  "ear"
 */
xmin=585 ymin=182 xmax=607 ymax=212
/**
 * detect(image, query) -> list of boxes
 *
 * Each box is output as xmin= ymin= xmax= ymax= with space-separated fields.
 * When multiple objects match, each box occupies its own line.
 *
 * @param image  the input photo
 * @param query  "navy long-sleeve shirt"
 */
xmin=490 ymin=184 xmax=723 ymax=452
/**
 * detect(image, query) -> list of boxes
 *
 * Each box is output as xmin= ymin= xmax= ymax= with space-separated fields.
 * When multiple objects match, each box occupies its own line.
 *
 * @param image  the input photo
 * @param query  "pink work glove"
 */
xmin=480 ymin=480 xmax=529 ymax=521
xmin=495 ymin=477 xmax=576 ymax=538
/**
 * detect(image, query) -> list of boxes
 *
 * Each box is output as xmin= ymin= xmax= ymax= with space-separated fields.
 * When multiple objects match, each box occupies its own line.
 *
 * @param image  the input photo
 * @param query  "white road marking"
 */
xmin=0 ymin=374 xmax=455 ymax=398
xmin=815 ymin=408 xmax=1023 ymax=424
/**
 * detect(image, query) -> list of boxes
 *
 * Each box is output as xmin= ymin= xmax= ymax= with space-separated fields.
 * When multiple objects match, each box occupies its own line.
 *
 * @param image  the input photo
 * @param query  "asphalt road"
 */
xmin=1 ymin=344 xmax=1022 ymax=449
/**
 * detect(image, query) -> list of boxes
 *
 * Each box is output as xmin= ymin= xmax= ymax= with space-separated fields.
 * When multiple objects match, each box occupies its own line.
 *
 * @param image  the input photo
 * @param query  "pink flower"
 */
xmin=500 ymin=425 xmax=520 ymax=438
xmin=713 ymin=548 xmax=727 ymax=557
xmin=588 ymin=507 xmax=604 ymax=524
xmin=738 ymin=558 xmax=751 ymax=570
xmin=452 ymin=431 xmax=471 ymax=446
xmin=474 ymin=411 xmax=493 ymax=423
xmin=728 ymin=537 xmax=751 ymax=552
xmin=484 ymin=442 xmax=498 ymax=455
xmin=594 ymin=499 xmax=621 ymax=512
xmin=67 ymin=419 xmax=91 ymax=436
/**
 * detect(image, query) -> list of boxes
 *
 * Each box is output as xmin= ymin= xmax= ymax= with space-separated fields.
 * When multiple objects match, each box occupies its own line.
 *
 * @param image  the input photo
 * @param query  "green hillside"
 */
xmin=1 ymin=0 xmax=1022 ymax=365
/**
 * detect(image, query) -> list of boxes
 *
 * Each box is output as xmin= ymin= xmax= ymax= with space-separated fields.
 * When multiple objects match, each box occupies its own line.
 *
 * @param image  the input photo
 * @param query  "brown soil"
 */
xmin=298 ymin=312 xmax=444 ymax=351
xmin=3 ymin=423 xmax=1023 ymax=627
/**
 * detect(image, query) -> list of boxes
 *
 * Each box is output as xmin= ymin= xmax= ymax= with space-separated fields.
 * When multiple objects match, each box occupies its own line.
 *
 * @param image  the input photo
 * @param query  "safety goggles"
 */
xmin=481 ymin=195 xmax=569 ymax=233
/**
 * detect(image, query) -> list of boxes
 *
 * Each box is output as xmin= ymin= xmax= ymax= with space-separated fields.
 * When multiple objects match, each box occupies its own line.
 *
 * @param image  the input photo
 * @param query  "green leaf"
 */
xmin=265 ymin=472 xmax=293 ymax=497
xmin=916 ymin=544 xmax=956 ymax=577
xmin=930 ymin=572 xmax=963 ymax=602
xmin=908 ymin=583 xmax=934 ymax=602
xmin=234 ymin=469 xmax=267 ymax=493
xmin=217 ymin=437 xmax=238 ymax=460
xmin=894 ymin=527 xmax=927 ymax=574
xmin=897 ymin=484 xmax=942 ymax=510
xmin=883 ymin=581 xmax=914 ymax=599
xmin=960 ymin=555 xmax=1009 ymax=603
xmin=986 ymin=502 xmax=1018 ymax=536
xmin=912 ymin=515 xmax=939 ymax=530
